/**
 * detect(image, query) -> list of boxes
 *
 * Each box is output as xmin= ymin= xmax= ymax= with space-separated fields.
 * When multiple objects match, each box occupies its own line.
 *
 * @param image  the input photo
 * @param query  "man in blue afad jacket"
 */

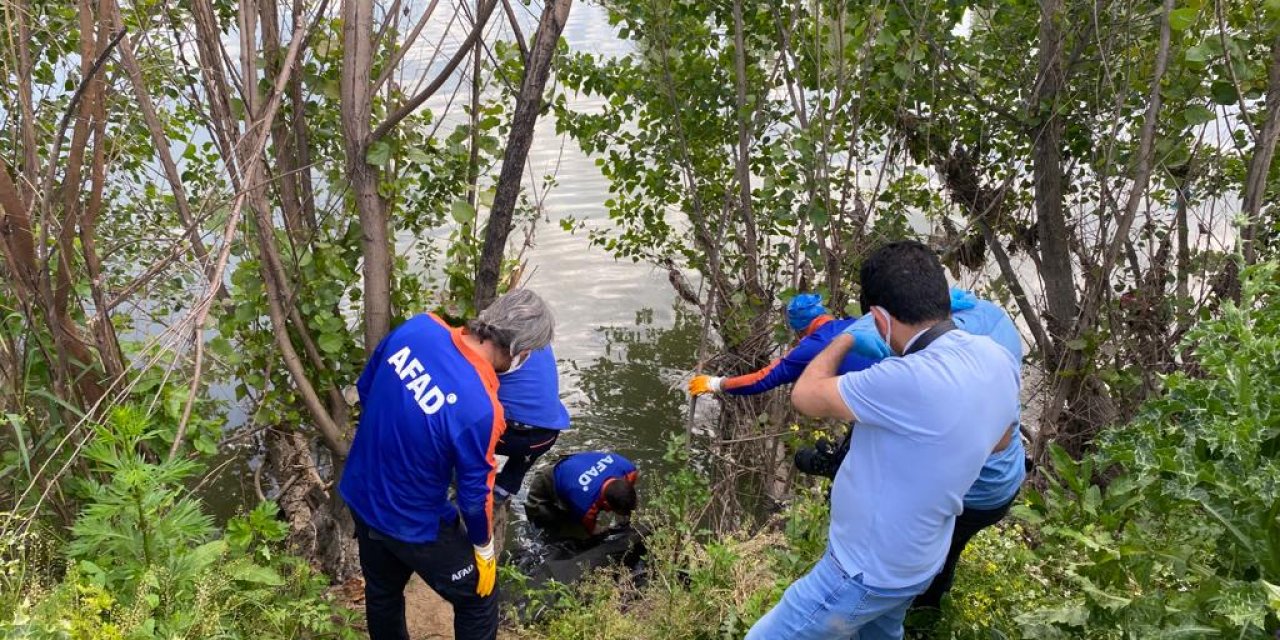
xmin=687 ymin=293 xmax=878 ymax=397
xmin=340 ymin=289 xmax=554 ymax=640
xmin=525 ymin=451 xmax=639 ymax=541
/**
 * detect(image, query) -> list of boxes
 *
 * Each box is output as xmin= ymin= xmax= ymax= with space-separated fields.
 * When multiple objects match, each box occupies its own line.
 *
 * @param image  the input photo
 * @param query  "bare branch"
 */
xmin=109 ymin=1 xmax=214 ymax=271
xmin=369 ymin=0 xmax=499 ymax=144
xmin=473 ymin=0 xmax=573 ymax=310
xmin=38 ymin=29 xmax=125 ymax=233
xmin=1241 ymin=34 xmax=1280 ymax=264
xmin=171 ymin=1 xmax=340 ymax=459
xmin=501 ymin=0 xmax=529 ymax=63
xmin=371 ymin=0 xmax=442 ymax=94
xmin=1215 ymin=0 xmax=1258 ymax=145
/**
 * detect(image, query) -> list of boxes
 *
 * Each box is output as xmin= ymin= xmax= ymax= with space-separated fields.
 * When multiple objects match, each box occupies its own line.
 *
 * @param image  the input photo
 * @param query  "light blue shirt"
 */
xmin=953 ymin=300 xmax=1027 ymax=508
xmin=833 ymin=331 xmax=1020 ymax=588
xmin=497 ymin=346 xmax=571 ymax=430
xmin=846 ymin=299 xmax=1027 ymax=508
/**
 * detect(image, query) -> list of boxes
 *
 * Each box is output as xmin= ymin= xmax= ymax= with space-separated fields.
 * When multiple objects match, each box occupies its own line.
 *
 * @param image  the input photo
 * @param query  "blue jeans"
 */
xmin=746 ymin=549 xmax=929 ymax=640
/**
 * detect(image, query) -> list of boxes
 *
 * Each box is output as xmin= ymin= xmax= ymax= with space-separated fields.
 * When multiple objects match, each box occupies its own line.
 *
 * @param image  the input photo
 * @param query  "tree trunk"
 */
xmin=473 ymin=0 xmax=573 ymax=311
xmin=1038 ymin=0 xmax=1176 ymax=460
xmin=341 ymin=0 xmax=393 ymax=352
xmin=266 ymin=430 xmax=360 ymax=581
xmin=1241 ymin=34 xmax=1280 ymax=265
xmin=1033 ymin=0 xmax=1077 ymax=345
xmin=730 ymin=0 xmax=765 ymax=306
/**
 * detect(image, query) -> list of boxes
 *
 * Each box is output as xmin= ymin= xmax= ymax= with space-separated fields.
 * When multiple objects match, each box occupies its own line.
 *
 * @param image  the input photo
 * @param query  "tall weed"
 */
xmin=0 ymin=407 xmax=356 ymax=639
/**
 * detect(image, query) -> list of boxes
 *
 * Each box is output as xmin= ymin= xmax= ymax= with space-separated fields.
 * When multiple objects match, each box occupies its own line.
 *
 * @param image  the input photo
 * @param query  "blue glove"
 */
xmin=842 ymin=315 xmax=892 ymax=360
xmin=950 ymin=287 xmax=978 ymax=311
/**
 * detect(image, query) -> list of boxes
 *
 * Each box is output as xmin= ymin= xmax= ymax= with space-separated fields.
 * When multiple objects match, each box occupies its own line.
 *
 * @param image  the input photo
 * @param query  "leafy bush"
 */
xmin=912 ymin=522 xmax=1046 ymax=639
xmin=1014 ymin=263 xmax=1280 ymax=638
xmin=0 ymin=407 xmax=357 ymax=639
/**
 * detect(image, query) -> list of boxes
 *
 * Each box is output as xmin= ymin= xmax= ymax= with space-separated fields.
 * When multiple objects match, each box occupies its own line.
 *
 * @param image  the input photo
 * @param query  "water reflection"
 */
xmin=506 ymin=306 xmax=702 ymax=555
xmin=556 ymin=306 xmax=702 ymax=477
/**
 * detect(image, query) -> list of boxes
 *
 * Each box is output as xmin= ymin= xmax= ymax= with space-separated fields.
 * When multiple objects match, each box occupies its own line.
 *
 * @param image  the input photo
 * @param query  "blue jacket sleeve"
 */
xmin=723 ymin=334 xmax=828 ymax=396
xmin=454 ymin=407 xmax=502 ymax=547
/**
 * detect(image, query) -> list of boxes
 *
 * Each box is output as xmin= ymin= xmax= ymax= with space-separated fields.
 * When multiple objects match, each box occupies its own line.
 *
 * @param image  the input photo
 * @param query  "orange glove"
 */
xmin=473 ymin=541 xmax=496 ymax=597
xmin=688 ymin=375 xmax=724 ymax=396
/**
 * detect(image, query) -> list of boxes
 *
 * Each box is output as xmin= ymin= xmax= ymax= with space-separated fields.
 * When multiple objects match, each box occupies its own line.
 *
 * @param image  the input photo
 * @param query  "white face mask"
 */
xmin=873 ymin=306 xmax=897 ymax=356
xmin=501 ymin=350 xmax=530 ymax=375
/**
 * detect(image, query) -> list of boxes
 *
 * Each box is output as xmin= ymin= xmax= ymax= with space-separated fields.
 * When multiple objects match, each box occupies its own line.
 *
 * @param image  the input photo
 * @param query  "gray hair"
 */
xmin=469 ymin=289 xmax=554 ymax=354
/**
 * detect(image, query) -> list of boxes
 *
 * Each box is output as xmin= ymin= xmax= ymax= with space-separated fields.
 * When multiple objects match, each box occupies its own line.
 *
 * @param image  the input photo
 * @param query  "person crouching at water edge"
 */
xmin=525 ymin=451 xmax=638 ymax=542
xmin=339 ymin=289 xmax=554 ymax=640
xmin=745 ymin=241 xmax=1020 ymax=640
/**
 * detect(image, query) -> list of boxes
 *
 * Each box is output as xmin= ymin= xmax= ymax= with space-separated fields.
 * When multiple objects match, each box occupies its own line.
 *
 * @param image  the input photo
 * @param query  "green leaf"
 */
xmin=194 ymin=434 xmax=217 ymax=455
xmin=808 ymin=204 xmax=830 ymax=226
xmin=230 ymin=563 xmax=284 ymax=586
xmin=407 ymin=147 xmax=431 ymax=164
xmin=1168 ymin=7 xmax=1198 ymax=31
xmin=451 ymin=200 xmax=477 ymax=224
xmin=1184 ymin=43 xmax=1212 ymax=63
xmin=365 ymin=140 xmax=392 ymax=167
xmin=1201 ymin=501 xmax=1255 ymax=556
xmin=6 ymin=413 xmax=29 ymax=479
xmin=1065 ymin=338 xmax=1087 ymax=351
xmin=1182 ymin=104 xmax=1215 ymax=126
xmin=1262 ymin=580 xmax=1280 ymax=612
xmin=189 ymin=539 xmax=228 ymax=570
xmin=318 ymin=332 xmax=344 ymax=355
xmin=1211 ymin=81 xmax=1238 ymax=105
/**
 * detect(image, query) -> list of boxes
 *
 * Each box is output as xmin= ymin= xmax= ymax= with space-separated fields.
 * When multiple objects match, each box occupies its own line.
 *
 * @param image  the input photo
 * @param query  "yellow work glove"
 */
xmin=688 ymin=375 xmax=724 ymax=396
xmin=473 ymin=541 xmax=496 ymax=597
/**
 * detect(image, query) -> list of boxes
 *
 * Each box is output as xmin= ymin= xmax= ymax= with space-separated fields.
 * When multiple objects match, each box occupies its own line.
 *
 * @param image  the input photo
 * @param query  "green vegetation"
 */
xmin=2 ymin=0 xmax=1280 ymax=637
xmin=0 ymin=407 xmax=355 ymax=639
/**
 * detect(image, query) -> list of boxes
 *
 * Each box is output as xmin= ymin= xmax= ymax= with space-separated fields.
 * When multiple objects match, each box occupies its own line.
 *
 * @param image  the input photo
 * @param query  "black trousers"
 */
xmin=911 ymin=496 xmax=1015 ymax=610
xmin=354 ymin=514 xmax=498 ymax=640
xmin=494 ymin=422 xmax=561 ymax=498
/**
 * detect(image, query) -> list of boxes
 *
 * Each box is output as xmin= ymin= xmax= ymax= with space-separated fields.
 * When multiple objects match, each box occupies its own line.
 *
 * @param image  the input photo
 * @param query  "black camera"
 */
xmin=794 ymin=433 xmax=850 ymax=479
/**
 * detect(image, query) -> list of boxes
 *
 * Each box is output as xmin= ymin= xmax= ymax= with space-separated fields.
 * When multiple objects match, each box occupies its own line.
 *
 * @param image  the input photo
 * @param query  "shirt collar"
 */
xmin=800 ymin=314 xmax=834 ymax=338
xmin=902 ymin=327 xmax=931 ymax=354
xmin=430 ymin=314 xmax=499 ymax=389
